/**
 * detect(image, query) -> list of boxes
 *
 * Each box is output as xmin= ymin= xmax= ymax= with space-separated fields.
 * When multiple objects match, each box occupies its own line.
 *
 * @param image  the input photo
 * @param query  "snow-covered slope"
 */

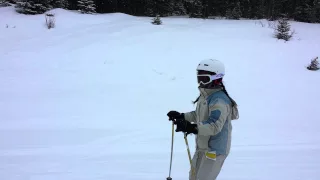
xmin=1 ymin=6 xmax=320 ymax=180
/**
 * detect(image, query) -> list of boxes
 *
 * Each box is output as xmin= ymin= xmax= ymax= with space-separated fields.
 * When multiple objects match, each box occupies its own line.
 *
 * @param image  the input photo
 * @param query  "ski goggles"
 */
xmin=197 ymin=73 xmax=224 ymax=85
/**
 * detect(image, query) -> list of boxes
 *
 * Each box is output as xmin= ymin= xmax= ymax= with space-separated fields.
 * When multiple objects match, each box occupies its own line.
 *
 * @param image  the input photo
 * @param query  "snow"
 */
xmin=1 ymin=6 xmax=320 ymax=180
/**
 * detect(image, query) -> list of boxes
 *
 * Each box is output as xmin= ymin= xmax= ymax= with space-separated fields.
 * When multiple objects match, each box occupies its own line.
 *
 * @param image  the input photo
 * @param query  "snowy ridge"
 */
xmin=1 ymin=6 xmax=320 ymax=180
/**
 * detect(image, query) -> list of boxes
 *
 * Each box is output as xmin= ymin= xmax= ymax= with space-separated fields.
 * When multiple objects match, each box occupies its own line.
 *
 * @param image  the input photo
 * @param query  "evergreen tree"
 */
xmin=226 ymin=0 xmax=242 ymax=19
xmin=307 ymin=57 xmax=319 ymax=71
xmin=77 ymin=0 xmax=96 ymax=14
xmin=46 ymin=0 xmax=320 ymax=23
xmin=144 ymin=0 xmax=174 ymax=17
xmin=310 ymin=0 xmax=320 ymax=23
xmin=172 ymin=0 xmax=187 ymax=15
xmin=315 ymin=0 xmax=320 ymax=22
xmin=15 ymin=0 xmax=51 ymax=14
xmin=256 ymin=0 xmax=265 ymax=19
xmin=202 ymin=0 xmax=210 ymax=18
xmin=294 ymin=0 xmax=320 ymax=23
xmin=0 ymin=0 xmax=11 ymax=7
xmin=288 ymin=0 xmax=299 ymax=16
xmin=93 ymin=0 xmax=110 ymax=13
xmin=152 ymin=14 xmax=162 ymax=25
xmin=144 ymin=0 xmax=155 ymax=16
xmin=187 ymin=0 xmax=203 ymax=18
xmin=211 ymin=0 xmax=228 ymax=16
xmin=268 ymin=0 xmax=285 ymax=20
xmin=117 ymin=0 xmax=127 ymax=13
xmin=225 ymin=8 xmax=232 ymax=18
xmin=275 ymin=17 xmax=292 ymax=41
xmin=155 ymin=0 xmax=174 ymax=16
xmin=50 ymin=0 xmax=68 ymax=9
xmin=250 ymin=0 xmax=264 ymax=19
xmin=232 ymin=1 xmax=242 ymax=19
xmin=240 ymin=0 xmax=251 ymax=18
xmin=66 ymin=0 xmax=78 ymax=10
xmin=294 ymin=0 xmax=313 ymax=22
xmin=282 ymin=0 xmax=294 ymax=17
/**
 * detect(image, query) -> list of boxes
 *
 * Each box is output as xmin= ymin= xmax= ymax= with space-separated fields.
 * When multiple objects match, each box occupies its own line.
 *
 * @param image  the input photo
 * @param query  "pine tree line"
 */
xmin=15 ymin=0 xmax=68 ymax=14
xmin=13 ymin=0 xmax=320 ymax=23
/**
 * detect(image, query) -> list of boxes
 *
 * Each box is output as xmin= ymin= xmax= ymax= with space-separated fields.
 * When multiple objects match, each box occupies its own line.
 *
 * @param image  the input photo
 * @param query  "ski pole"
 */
xmin=167 ymin=121 xmax=174 ymax=180
xmin=184 ymin=133 xmax=192 ymax=166
xmin=184 ymin=133 xmax=195 ymax=177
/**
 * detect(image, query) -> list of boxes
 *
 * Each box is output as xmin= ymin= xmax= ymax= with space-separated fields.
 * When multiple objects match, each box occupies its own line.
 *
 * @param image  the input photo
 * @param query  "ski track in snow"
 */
xmin=1 ymin=6 xmax=320 ymax=180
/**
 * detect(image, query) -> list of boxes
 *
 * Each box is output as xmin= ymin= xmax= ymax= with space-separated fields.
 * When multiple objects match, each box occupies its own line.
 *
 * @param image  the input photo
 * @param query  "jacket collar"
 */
xmin=198 ymin=86 xmax=223 ymax=98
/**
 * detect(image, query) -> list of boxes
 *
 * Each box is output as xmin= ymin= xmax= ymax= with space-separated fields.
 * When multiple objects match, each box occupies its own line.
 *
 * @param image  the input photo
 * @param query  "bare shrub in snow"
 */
xmin=5 ymin=24 xmax=16 ymax=28
xmin=254 ymin=20 xmax=277 ymax=29
xmin=307 ymin=57 xmax=319 ymax=71
xmin=45 ymin=13 xmax=55 ymax=29
xmin=268 ymin=21 xmax=276 ymax=29
xmin=152 ymin=15 xmax=162 ymax=25
xmin=255 ymin=20 xmax=265 ymax=27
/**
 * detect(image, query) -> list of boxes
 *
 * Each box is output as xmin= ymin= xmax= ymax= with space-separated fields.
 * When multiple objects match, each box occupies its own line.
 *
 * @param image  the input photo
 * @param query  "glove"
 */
xmin=167 ymin=111 xmax=184 ymax=121
xmin=174 ymin=118 xmax=198 ymax=135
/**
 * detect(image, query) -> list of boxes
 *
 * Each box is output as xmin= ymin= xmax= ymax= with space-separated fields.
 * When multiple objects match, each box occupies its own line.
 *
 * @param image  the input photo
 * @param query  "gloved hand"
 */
xmin=174 ymin=118 xmax=198 ymax=135
xmin=167 ymin=111 xmax=184 ymax=121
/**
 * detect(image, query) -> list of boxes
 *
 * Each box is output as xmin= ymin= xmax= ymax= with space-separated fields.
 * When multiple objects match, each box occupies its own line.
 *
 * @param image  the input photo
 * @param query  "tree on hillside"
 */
xmin=226 ymin=0 xmax=242 ymax=19
xmin=275 ymin=16 xmax=293 ymax=41
xmin=309 ymin=0 xmax=320 ymax=23
xmin=15 ymin=0 xmax=51 ymax=14
xmin=13 ymin=0 xmax=319 ymax=23
xmin=152 ymin=14 xmax=162 ymax=24
xmin=172 ymin=0 xmax=186 ymax=15
xmin=187 ymin=0 xmax=204 ymax=18
xmin=307 ymin=57 xmax=319 ymax=71
xmin=250 ymin=0 xmax=264 ymax=19
xmin=50 ymin=0 xmax=68 ymax=9
xmin=240 ymin=0 xmax=251 ymax=18
xmin=315 ymin=0 xmax=320 ymax=23
xmin=77 ymin=0 xmax=96 ymax=14
xmin=294 ymin=0 xmax=314 ymax=22
xmin=210 ymin=0 xmax=228 ymax=16
xmin=0 ymin=0 xmax=11 ymax=7
xmin=145 ymin=0 xmax=175 ymax=17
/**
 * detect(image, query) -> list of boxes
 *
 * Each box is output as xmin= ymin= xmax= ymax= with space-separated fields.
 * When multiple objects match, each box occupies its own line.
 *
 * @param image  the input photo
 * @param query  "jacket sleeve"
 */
xmin=184 ymin=111 xmax=197 ymax=123
xmin=197 ymin=98 xmax=228 ymax=136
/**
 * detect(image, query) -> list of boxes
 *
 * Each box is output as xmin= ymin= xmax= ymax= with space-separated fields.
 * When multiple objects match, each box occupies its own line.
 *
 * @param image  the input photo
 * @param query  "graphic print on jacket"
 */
xmin=184 ymin=87 xmax=238 ymax=155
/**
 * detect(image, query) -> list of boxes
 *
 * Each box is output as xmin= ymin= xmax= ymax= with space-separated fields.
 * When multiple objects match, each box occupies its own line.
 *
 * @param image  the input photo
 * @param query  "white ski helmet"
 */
xmin=196 ymin=59 xmax=225 ymax=85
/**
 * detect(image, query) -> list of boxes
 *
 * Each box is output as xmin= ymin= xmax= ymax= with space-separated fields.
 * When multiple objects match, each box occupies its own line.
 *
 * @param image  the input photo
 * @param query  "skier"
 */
xmin=167 ymin=59 xmax=239 ymax=180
